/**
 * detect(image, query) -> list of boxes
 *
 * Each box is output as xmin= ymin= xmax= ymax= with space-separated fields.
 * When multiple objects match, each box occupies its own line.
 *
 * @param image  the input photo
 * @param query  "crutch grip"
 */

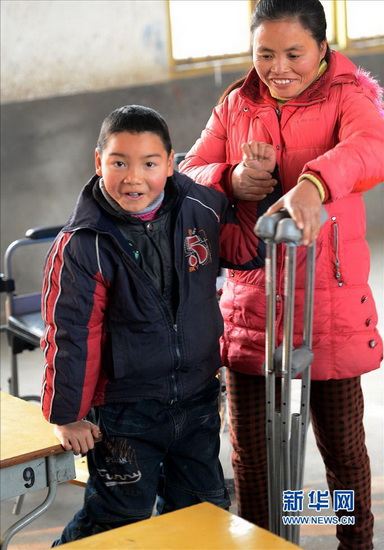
xmin=254 ymin=210 xmax=290 ymax=241
xmin=274 ymin=218 xmax=302 ymax=245
xmin=265 ymin=344 xmax=314 ymax=377
xmin=254 ymin=207 xmax=328 ymax=245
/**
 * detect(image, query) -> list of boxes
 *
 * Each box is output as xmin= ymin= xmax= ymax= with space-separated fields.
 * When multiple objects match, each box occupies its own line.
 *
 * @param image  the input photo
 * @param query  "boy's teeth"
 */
xmin=274 ymin=79 xmax=291 ymax=84
xmin=129 ymin=193 xmax=140 ymax=197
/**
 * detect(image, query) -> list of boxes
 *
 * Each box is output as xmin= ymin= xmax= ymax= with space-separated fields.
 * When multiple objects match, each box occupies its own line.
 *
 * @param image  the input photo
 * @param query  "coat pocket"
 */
xmin=102 ymin=331 xmax=132 ymax=380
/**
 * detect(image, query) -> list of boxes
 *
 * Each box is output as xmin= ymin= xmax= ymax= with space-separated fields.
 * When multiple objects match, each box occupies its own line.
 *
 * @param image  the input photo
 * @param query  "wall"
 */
xmin=0 ymin=0 xmax=248 ymax=300
xmin=1 ymin=0 xmax=383 ymax=314
xmin=0 ymin=69 xmax=243 ymax=298
xmin=1 ymin=0 xmax=169 ymax=103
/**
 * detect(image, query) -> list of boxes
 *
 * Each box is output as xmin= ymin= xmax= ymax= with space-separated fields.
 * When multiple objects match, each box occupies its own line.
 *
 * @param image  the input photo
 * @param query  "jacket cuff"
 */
xmin=298 ymin=172 xmax=329 ymax=202
xmin=221 ymin=165 xmax=237 ymax=202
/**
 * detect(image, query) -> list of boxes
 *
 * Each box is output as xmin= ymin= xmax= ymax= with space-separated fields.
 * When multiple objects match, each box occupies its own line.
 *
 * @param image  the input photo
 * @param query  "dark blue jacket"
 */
xmin=41 ymin=172 xmax=263 ymax=424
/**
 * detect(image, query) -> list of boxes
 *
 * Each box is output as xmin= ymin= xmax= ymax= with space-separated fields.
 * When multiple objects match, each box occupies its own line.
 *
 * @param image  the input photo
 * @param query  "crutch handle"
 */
xmin=254 ymin=210 xmax=290 ymax=241
xmin=274 ymin=218 xmax=302 ymax=245
xmin=254 ymin=207 xmax=328 ymax=245
xmin=267 ymin=344 xmax=315 ymax=377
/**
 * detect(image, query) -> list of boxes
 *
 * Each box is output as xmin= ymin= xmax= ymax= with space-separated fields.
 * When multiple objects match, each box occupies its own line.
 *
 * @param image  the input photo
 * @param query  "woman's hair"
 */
xmin=251 ymin=0 xmax=329 ymax=53
xmin=218 ymin=0 xmax=329 ymax=104
xmin=217 ymin=75 xmax=248 ymax=105
xmin=96 ymin=105 xmax=172 ymax=155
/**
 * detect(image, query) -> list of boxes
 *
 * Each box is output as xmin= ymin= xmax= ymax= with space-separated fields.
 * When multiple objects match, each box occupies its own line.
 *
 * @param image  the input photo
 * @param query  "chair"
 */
xmin=174 ymin=152 xmax=186 ymax=169
xmin=1 ymin=225 xmax=63 ymax=400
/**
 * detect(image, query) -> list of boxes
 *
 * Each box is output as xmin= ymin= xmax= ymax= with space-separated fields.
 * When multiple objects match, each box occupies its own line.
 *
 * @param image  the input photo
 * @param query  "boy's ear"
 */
xmin=167 ymin=149 xmax=175 ymax=176
xmin=95 ymin=149 xmax=102 ymax=176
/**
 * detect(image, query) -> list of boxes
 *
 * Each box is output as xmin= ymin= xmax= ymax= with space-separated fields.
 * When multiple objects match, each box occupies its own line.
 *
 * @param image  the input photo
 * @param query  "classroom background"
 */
xmin=1 ymin=1 xmax=383 ymax=549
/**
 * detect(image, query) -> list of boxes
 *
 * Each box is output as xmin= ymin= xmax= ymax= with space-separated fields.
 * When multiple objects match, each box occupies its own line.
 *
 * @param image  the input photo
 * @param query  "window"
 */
xmin=320 ymin=1 xmax=335 ymax=44
xmin=168 ymin=0 xmax=254 ymax=72
xmin=321 ymin=0 xmax=384 ymax=50
xmin=167 ymin=1 xmax=383 ymax=75
xmin=346 ymin=0 xmax=383 ymax=41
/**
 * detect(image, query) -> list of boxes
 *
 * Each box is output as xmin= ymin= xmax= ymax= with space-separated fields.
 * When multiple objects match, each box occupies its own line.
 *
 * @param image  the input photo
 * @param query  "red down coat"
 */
xmin=180 ymin=50 xmax=384 ymax=380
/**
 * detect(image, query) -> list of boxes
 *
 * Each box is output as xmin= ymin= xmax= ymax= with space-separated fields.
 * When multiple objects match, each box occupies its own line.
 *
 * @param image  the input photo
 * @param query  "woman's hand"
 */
xmin=54 ymin=420 xmax=102 ymax=455
xmin=266 ymin=178 xmax=323 ymax=245
xmin=231 ymin=141 xmax=277 ymax=201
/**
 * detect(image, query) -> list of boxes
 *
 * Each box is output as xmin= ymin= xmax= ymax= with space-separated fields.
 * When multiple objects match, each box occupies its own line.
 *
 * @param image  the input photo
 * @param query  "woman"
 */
xmin=180 ymin=1 xmax=383 ymax=548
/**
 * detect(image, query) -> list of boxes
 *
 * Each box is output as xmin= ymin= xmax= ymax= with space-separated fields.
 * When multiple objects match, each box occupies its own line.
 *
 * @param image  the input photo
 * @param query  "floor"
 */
xmin=1 ymin=227 xmax=383 ymax=550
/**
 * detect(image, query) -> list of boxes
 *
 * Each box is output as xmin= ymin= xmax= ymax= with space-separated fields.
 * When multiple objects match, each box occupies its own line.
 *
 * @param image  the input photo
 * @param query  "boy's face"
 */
xmin=95 ymin=131 xmax=174 ymax=212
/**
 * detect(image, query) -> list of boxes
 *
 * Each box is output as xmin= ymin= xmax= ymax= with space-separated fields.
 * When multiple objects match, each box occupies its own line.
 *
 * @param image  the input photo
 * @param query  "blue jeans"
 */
xmin=52 ymin=378 xmax=230 ymax=545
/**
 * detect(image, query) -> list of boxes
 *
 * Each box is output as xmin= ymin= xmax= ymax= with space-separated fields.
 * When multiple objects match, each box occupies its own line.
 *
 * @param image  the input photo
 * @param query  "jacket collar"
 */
xmin=63 ymin=172 xmax=193 ymax=234
xmin=93 ymin=176 xmax=179 ymax=223
xmin=239 ymin=50 xmax=357 ymax=106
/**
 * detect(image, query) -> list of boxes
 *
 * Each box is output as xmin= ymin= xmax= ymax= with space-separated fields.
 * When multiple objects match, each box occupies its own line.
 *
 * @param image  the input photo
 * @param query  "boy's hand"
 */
xmin=231 ymin=141 xmax=277 ymax=201
xmin=54 ymin=420 xmax=102 ymax=455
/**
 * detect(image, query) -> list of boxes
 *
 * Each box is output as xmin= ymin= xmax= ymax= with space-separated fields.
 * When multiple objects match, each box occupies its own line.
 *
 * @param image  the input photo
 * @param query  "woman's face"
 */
xmin=253 ymin=18 xmax=326 ymax=99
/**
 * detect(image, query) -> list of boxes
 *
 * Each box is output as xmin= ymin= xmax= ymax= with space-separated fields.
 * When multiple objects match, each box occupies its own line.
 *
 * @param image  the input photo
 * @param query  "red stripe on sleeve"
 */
xmin=41 ymin=232 xmax=74 ymax=421
xmin=77 ymin=271 xmax=109 ymax=419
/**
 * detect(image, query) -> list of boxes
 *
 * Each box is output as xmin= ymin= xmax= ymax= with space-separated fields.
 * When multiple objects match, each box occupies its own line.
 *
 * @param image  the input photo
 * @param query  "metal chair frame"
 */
xmin=1 ymin=226 xmax=63 ymax=400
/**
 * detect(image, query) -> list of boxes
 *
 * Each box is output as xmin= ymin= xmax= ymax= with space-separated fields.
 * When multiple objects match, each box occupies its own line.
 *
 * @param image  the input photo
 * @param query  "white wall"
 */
xmin=1 ymin=0 xmax=170 ymax=103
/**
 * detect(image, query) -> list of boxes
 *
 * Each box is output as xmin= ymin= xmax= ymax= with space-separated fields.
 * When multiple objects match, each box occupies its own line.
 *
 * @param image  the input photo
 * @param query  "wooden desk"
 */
xmin=0 ymin=391 xmax=75 ymax=549
xmin=62 ymin=502 xmax=302 ymax=549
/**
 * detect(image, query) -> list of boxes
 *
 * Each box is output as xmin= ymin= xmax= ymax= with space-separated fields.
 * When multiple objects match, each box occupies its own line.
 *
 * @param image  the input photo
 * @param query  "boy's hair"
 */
xmin=96 ymin=105 xmax=173 ymax=155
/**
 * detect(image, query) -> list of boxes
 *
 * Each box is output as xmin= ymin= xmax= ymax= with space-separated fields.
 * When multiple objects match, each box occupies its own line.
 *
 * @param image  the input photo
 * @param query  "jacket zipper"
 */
xmin=332 ymin=221 xmax=343 ymax=285
xmin=117 ymin=234 xmax=183 ymax=404
xmin=174 ymin=323 xmax=181 ymax=370
xmin=169 ymin=213 xmax=185 ymax=405
xmin=169 ymin=323 xmax=181 ymax=404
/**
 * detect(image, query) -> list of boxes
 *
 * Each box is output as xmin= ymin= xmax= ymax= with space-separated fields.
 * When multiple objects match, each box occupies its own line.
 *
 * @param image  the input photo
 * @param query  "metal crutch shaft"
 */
xmin=256 ymin=210 xmax=288 ymax=534
xmin=254 ymin=207 xmax=327 ymax=544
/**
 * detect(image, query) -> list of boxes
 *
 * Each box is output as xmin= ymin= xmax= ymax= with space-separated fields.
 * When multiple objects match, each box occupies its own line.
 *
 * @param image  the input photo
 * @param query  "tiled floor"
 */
xmin=1 ymin=194 xmax=383 ymax=548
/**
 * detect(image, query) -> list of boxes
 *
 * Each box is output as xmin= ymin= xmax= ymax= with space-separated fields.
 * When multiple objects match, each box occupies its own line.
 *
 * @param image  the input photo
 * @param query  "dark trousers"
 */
xmin=227 ymin=371 xmax=373 ymax=550
xmin=53 ymin=378 xmax=230 ymax=545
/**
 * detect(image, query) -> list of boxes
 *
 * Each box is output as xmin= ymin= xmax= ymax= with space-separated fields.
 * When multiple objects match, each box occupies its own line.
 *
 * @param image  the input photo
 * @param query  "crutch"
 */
xmin=254 ymin=207 xmax=327 ymax=545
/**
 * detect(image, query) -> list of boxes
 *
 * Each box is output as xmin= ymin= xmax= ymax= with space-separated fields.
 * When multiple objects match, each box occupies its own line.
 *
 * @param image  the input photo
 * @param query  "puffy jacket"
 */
xmin=180 ymin=50 xmax=384 ymax=380
xmin=41 ymin=172 xmax=262 ymax=425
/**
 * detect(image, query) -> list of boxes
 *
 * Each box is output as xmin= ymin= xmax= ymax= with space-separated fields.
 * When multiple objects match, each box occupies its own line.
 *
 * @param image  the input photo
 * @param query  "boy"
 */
xmin=41 ymin=105 xmax=266 ymax=544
